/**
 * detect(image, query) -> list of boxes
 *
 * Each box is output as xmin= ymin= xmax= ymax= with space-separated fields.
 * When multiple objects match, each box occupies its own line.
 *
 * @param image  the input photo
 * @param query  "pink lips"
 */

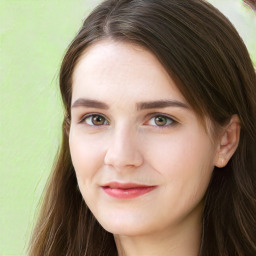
xmin=101 ymin=182 xmax=157 ymax=199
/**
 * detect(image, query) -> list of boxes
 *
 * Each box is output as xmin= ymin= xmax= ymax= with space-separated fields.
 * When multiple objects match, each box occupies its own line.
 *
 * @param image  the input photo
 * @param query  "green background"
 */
xmin=1 ymin=1 xmax=255 ymax=255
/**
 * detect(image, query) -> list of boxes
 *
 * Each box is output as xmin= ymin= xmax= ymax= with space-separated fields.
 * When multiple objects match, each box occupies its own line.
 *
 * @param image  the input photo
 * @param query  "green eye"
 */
xmin=155 ymin=116 xmax=169 ymax=126
xmin=148 ymin=115 xmax=174 ymax=127
xmin=83 ymin=114 xmax=109 ymax=126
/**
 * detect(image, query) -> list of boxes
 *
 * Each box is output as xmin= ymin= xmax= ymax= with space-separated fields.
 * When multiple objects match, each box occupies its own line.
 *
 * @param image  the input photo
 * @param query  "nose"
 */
xmin=104 ymin=127 xmax=144 ymax=170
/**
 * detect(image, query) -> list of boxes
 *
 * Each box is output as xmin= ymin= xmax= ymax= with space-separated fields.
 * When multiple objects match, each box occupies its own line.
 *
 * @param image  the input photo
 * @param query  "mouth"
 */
xmin=101 ymin=182 xmax=157 ymax=199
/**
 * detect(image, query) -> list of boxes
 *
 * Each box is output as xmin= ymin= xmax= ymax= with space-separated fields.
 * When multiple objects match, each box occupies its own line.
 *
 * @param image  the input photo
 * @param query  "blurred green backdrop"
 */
xmin=0 ymin=0 xmax=255 ymax=255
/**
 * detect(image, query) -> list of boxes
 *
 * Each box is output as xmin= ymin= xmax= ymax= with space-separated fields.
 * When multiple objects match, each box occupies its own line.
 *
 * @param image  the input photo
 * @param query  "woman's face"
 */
xmin=69 ymin=40 xmax=220 ymax=236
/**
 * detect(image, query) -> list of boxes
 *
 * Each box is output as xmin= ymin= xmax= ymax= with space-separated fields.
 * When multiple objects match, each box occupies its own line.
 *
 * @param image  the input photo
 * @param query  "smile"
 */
xmin=101 ymin=182 xmax=157 ymax=199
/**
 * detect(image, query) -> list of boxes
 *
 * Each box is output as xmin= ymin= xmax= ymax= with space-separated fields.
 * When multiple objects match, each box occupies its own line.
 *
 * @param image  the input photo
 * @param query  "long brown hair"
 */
xmin=28 ymin=0 xmax=256 ymax=255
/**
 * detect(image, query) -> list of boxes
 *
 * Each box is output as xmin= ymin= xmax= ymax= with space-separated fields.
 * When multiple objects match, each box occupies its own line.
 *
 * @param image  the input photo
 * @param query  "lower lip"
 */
xmin=102 ymin=186 xmax=156 ymax=199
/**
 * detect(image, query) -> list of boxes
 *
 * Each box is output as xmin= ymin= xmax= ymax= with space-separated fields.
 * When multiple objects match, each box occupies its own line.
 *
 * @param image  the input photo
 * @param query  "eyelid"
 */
xmin=77 ymin=112 xmax=179 ymax=127
xmin=144 ymin=113 xmax=179 ymax=127
xmin=79 ymin=112 xmax=110 ymax=125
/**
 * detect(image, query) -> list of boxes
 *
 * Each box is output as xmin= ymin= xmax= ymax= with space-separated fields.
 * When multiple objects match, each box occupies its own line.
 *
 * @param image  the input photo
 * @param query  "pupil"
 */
xmin=155 ymin=116 xmax=167 ymax=126
xmin=93 ymin=115 xmax=104 ymax=125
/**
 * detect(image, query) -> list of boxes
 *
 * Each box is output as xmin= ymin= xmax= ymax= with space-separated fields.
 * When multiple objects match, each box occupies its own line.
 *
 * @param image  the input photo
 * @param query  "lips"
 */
xmin=101 ymin=182 xmax=157 ymax=199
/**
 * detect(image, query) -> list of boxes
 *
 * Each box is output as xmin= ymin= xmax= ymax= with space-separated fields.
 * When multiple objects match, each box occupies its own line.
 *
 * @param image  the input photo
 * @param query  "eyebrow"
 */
xmin=137 ymin=100 xmax=190 ymax=110
xmin=71 ymin=98 xmax=189 ymax=110
xmin=71 ymin=98 xmax=109 ymax=109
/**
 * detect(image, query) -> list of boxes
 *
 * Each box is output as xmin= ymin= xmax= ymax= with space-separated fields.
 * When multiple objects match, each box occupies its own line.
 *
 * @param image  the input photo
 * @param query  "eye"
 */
xmin=147 ymin=115 xmax=175 ymax=127
xmin=81 ymin=114 xmax=109 ymax=126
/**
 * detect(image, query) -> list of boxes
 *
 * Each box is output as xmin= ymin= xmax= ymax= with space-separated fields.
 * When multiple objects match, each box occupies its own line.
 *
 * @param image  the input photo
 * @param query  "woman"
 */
xmin=28 ymin=0 xmax=256 ymax=255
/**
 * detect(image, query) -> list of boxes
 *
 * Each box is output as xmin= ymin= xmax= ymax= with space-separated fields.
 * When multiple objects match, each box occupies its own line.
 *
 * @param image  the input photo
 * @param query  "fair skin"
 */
xmin=69 ymin=40 xmax=240 ymax=256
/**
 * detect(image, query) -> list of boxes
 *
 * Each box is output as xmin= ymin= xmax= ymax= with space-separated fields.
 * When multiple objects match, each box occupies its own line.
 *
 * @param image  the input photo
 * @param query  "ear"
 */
xmin=214 ymin=115 xmax=241 ymax=168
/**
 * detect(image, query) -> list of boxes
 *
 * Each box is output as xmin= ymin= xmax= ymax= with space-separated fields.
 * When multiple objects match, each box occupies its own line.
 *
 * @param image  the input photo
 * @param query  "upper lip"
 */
xmin=102 ymin=182 xmax=155 ymax=189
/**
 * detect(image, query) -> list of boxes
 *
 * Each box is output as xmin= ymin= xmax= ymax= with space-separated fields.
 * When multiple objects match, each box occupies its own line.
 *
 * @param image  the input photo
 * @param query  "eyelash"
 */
xmin=146 ymin=113 xmax=177 ymax=128
xmin=79 ymin=113 xmax=110 ymax=126
xmin=79 ymin=113 xmax=178 ymax=128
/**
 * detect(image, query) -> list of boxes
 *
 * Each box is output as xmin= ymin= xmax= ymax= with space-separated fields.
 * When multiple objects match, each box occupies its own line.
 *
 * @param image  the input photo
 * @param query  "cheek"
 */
xmin=145 ymin=131 xmax=214 ymax=169
xmin=69 ymin=132 xmax=105 ymax=185
xmin=144 ymin=131 xmax=215 ymax=198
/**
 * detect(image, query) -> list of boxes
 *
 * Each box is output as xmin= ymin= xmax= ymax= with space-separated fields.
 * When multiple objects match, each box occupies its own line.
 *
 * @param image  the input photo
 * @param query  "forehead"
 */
xmin=72 ymin=40 xmax=186 ymax=105
xmin=71 ymin=40 xmax=217 ymax=137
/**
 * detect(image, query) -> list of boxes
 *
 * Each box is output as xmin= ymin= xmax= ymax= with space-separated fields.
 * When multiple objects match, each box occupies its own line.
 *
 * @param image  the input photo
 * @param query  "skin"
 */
xmin=69 ymin=40 xmax=240 ymax=256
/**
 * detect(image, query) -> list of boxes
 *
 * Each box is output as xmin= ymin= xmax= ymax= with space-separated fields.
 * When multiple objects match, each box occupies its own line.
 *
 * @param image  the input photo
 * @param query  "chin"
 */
xmin=97 ymin=212 xmax=157 ymax=236
xmin=102 ymin=224 xmax=149 ymax=237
